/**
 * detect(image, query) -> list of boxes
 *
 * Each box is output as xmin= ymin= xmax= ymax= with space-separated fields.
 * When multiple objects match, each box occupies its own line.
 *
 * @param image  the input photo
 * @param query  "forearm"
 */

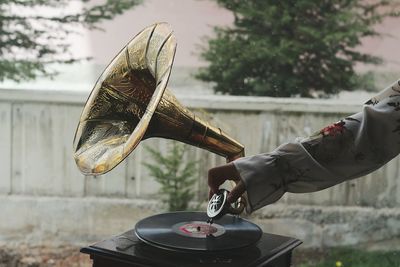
xmin=234 ymin=79 xmax=400 ymax=212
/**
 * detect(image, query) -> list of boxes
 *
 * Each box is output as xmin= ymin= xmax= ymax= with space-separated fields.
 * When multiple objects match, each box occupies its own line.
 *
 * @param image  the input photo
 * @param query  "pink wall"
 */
xmin=357 ymin=17 xmax=400 ymax=72
xmin=89 ymin=0 xmax=233 ymax=67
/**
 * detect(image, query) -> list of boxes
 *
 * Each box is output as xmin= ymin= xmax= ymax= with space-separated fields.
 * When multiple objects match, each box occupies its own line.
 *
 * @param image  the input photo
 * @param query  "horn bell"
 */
xmin=73 ymin=22 xmax=244 ymax=176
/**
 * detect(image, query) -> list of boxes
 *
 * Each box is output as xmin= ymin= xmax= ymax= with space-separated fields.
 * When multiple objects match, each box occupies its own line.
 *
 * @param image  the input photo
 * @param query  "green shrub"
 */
xmin=144 ymin=142 xmax=199 ymax=211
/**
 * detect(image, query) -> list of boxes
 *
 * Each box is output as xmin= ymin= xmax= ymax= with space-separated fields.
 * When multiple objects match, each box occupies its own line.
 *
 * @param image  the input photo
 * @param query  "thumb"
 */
xmin=227 ymin=179 xmax=246 ymax=204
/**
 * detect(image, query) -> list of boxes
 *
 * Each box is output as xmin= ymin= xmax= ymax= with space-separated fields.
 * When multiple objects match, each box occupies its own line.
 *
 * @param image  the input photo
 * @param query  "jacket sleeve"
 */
xmin=233 ymin=79 xmax=400 ymax=212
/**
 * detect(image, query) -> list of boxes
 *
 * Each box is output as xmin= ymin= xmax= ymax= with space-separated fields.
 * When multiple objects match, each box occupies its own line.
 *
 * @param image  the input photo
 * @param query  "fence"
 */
xmin=0 ymin=88 xmax=399 ymax=248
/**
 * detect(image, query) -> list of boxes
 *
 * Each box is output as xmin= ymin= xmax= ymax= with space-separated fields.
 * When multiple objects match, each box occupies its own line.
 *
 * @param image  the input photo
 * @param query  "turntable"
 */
xmin=73 ymin=23 xmax=302 ymax=267
xmin=81 ymin=212 xmax=301 ymax=267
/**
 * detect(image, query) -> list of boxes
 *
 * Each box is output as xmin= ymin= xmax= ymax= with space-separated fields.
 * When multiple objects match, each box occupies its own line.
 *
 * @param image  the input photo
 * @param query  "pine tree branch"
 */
xmin=0 ymin=0 xmax=142 ymax=81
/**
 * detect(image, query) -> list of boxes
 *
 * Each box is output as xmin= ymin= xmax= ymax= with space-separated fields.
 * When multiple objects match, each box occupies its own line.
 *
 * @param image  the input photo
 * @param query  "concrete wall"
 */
xmin=0 ymin=89 xmax=399 ymax=248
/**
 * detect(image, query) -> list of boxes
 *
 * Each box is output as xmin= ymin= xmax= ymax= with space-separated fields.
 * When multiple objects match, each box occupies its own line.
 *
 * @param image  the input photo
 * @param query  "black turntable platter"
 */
xmin=134 ymin=211 xmax=262 ymax=252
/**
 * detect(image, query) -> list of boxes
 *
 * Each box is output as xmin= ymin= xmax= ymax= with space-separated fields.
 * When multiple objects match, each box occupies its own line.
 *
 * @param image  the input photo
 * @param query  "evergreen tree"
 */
xmin=144 ymin=143 xmax=199 ymax=211
xmin=197 ymin=0 xmax=400 ymax=97
xmin=0 ymin=0 xmax=142 ymax=82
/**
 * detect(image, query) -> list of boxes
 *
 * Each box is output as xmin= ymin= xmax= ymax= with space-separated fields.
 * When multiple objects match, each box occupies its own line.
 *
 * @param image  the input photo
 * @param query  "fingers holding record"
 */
xmin=208 ymin=163 xmax=241 ymax=196
xmin=227 ymin=179 xmax=246 ymax=204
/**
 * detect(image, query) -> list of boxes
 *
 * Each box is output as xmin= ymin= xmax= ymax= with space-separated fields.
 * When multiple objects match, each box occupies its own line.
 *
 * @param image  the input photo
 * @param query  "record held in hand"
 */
xmin=135 ymin=212 xmax=262 ymax=251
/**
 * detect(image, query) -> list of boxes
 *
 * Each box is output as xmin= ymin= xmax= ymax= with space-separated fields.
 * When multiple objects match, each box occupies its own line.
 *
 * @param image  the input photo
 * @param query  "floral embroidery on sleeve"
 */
xmin=365 ymin=98 xmax=379 ymax=106
xmin=393 ymin=119 xmax=400 ymax=135
xmin=270 ymin=154 xmax=311 ymax=188
xmin=320 ymin=120 xmax=346 ymax=137
xmin=387 ymin=98 xmax=400 ymax=134
xmin=366 ymin=80 xmax=400 ymax=105
xmin=302 ymin=117 xmax=362 ymax=165
xmin=387 ymin=102 xmax=400 ymax=111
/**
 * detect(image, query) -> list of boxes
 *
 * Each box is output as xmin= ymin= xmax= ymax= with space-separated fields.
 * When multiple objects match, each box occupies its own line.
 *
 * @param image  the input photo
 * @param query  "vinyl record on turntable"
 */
xmin=135 ymin=212 xmax=262 ymax=252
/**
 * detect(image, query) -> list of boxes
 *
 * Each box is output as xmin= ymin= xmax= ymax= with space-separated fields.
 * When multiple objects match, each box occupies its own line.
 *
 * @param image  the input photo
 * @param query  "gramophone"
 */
xmin=74 ymin=23 xmax=301 ymax=267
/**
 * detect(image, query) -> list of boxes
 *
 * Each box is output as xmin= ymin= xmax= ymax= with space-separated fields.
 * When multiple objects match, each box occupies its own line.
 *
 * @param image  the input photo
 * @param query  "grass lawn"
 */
xmin=296 ymin=248 xmax=400 ymax=267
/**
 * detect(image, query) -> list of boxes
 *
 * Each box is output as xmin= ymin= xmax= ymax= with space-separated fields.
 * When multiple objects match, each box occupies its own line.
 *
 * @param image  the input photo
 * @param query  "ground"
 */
xmin=0 ymin=246 xmax=90 ymax=267
xmin=1 ymin=246 xmax=399 ymax=267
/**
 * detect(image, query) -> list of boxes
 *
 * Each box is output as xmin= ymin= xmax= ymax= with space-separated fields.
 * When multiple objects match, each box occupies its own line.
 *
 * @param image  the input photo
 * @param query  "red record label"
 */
xmin=173 ymin=221 xmax=225 ymax=238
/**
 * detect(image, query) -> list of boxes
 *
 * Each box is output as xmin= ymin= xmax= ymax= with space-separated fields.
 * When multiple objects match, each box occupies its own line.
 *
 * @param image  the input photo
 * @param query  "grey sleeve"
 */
xmin=234 ymin=79 xmax=400 ymax=212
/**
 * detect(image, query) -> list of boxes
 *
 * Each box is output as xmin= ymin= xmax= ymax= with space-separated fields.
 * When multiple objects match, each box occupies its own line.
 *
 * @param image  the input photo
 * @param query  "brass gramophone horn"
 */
xmin=73 ymin=23 xmax=246 ymax=213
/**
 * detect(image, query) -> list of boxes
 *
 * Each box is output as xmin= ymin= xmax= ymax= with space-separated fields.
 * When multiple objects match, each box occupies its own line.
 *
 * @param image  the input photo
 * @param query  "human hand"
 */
xmin=208 ymin=162 xmax=246 ymax=204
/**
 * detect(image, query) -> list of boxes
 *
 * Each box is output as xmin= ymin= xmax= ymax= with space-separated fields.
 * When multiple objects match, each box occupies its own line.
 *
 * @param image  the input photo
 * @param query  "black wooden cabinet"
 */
xmin=81 ymin=229 xmax=301 ymax=267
